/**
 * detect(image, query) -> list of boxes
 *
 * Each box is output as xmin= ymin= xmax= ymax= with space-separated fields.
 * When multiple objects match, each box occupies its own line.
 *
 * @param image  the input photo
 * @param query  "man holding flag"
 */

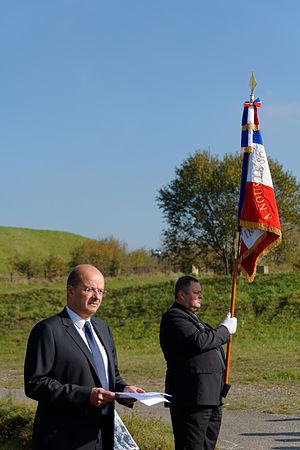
xmin=160 ymin=276 xmax=237 ymax=450
xmin=160 ymin=74 xmax=282 ymax=450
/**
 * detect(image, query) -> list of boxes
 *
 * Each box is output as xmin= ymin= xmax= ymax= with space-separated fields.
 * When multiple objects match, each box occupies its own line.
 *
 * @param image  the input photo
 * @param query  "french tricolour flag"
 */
xmin=238 ymin=98 xmax=281 ymax=282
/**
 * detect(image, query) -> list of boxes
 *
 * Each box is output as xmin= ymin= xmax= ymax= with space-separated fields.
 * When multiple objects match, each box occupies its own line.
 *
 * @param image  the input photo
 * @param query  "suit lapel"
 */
xmin=59 ymin=309 xmax=99 ymax=380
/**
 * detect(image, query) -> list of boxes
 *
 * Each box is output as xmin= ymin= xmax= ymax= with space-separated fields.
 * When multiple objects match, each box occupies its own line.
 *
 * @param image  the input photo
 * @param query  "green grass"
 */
xmin=0 ymin=271 xmax=299 ymax=448
xmin=0 ymin=400 xmax=34 ymax=449
xmin=0 ymin=226 xmax=91 ymax=272
xmin=0 ymin=400 xmax=174 ymax=449
xmin=0 ymin=273 xmax=299 ymax=389
xmin=122 ymin=413 xmax=174 ymax=449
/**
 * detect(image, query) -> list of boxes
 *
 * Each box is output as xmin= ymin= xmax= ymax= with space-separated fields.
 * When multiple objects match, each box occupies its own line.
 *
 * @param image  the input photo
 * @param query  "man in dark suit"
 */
xmin=24 ymin=264 xmax=144 ymax=450
xmin=160 ymin=275 xmax=237 ymax=450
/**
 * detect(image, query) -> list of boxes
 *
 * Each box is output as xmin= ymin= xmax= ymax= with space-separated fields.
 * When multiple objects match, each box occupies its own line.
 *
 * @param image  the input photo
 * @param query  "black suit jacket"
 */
xmin=24 ymin=307 xmax=128 ymax=450
xmin=160 ymin=302 xmax=230 ymax=406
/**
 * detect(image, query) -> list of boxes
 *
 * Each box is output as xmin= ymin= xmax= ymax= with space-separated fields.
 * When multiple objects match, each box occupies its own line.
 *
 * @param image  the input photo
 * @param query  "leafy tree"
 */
xmin=127 ymin=248 xmax=158 ymax=272
xmin=9 ymin=256 xmax=38 ymax=275
xmin=263 ymin=160 xmax=300 ymax=268
xmin=264 ymin=226 xmax=300 ymax=270
xmin=292 ymin=227 xmax=300 ymax=270
xmin=70 ymin=236 xmax=127 ymax=276
xmin=157 ymin=150 xmax=300 ymax=275
xmin=43 ymin=254 xmax=67 ymax=279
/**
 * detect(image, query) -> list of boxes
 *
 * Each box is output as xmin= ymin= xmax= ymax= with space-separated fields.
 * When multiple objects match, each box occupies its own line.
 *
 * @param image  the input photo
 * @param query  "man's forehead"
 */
xmin=79 ymin=268 xmax=104 ymax=283
xmin=190 ymin=281 xmax=201 ymax=290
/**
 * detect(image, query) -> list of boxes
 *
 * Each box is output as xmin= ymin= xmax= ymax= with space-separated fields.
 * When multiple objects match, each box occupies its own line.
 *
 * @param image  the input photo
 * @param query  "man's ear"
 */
xmin=67 ymin=284 xmax=73 ymax=296
xmin=177 ymin=289 xmax=185 ymax=301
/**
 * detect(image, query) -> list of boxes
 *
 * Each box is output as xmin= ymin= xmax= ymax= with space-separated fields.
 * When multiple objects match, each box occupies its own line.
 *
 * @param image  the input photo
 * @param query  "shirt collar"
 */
xmin=173 ymin=301 xmax=200 ymax=318
xmin=66 ymin=305 xmax=91 ymax=330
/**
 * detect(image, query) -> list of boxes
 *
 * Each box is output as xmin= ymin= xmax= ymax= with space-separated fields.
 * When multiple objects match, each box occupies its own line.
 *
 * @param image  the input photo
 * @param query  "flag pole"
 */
xmin=222 ymin=228 xmax=240 ymax=396
xmin=222 ymin=73 xmax=257 ymax=397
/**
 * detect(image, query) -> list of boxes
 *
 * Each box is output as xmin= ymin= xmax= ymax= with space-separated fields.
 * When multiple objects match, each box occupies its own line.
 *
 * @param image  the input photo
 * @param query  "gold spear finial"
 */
xmin=249 ymin=72 xmax=257 ymax=102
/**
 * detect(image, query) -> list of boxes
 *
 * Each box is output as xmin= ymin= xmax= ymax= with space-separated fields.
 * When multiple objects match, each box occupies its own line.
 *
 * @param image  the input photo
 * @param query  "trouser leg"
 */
xmin=204 ymin=406 xmax=222 ymax=450
xmin=170 ymin=404 xmax=222 ymax=450
xmin=98 ymin=415 xmax=114 ymax=450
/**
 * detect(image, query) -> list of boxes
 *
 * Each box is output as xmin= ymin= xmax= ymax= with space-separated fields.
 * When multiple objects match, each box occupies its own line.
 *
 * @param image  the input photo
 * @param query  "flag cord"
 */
xmin=224 ymin=228 xmax=240 ymax=386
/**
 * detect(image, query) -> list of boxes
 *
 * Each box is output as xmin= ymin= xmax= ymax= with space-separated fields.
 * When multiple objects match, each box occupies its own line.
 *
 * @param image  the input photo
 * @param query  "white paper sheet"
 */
xmin=114 ymin=410 xmax=139 ymax=449
xmin=115 ymin=391 xmax=171 ymax=406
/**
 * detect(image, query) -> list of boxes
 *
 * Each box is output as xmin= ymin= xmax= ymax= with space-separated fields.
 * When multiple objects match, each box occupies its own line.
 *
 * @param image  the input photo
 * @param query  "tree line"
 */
xmin=157 ymin=150 xmax=300 ymax=275
xmin=8 ymin=237 xmax=168 ymax=279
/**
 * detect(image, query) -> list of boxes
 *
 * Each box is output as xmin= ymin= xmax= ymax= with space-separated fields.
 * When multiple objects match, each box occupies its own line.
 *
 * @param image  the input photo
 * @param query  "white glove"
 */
xmin=220 ymin=312 xmax=237 ymax=334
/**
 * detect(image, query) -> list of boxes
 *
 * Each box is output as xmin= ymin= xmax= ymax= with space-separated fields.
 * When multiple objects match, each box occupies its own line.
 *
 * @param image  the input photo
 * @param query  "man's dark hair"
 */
xmin=67 ymin=266 xmax=82 ymax=287
xmin=175 ymin=276 xmax=199 ymax=299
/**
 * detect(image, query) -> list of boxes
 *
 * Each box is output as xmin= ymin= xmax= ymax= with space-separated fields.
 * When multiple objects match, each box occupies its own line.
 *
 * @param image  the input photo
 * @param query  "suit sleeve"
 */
xmin=161 ymin=310 xmax=230 ymax=353
xmin=24 ymin=322 xmax=91 ymax=408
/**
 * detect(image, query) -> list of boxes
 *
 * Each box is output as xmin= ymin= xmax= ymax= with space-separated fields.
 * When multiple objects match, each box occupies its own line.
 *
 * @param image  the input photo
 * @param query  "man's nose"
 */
xmin=92 ymin=290 xmax=101 ymax=297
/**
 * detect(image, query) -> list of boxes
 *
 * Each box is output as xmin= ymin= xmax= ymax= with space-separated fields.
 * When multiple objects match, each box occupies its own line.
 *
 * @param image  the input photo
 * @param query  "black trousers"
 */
xmin=170 ymin=404 xmax=222 ymax=450
xmin=95 ymin=415 xmax=114 ymax=450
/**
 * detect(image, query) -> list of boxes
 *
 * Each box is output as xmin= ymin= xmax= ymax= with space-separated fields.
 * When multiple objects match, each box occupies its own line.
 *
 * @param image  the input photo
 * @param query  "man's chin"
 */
xmin=88 ymin=304 xmax=100 ymax=313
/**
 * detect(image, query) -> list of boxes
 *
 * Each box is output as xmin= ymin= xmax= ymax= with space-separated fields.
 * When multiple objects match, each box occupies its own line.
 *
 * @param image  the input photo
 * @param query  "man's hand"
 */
xmin=90 ymin=387 xmax=117 ymax=407
xmin=220 ymin=312 xmax=237 ymax=334
xmin=121 ymin=385 xmax=145 ymax=405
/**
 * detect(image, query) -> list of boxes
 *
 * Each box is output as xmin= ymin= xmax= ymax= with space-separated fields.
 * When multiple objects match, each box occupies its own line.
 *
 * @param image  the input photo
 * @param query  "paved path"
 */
xmin=1 ymin=388 xmax=299 ymax=449
xmin=117 ymin=402 xmax=300 ymax=450
xmin=219 ymin=409 xmax=300 ymax=449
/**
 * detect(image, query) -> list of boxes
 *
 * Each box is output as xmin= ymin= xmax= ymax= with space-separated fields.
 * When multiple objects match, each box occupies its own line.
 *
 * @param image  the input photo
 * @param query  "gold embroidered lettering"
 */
xmin=259 ymin=203 xmax=267 ymax=211
xmin=264 ymin=213 xmax=272 ymax=220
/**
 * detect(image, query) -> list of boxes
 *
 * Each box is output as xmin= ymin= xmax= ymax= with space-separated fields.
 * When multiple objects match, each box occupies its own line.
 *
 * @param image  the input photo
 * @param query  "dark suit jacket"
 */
xmin=160 ymin=302 xmax=230 ymax=406
xmin=24 ymin=307 xmax=129 ymax=450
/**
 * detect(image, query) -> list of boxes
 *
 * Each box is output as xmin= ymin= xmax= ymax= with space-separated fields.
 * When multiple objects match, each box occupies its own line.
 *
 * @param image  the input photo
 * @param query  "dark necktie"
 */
xmin=84 ymin=321 xmax=109 ymax=390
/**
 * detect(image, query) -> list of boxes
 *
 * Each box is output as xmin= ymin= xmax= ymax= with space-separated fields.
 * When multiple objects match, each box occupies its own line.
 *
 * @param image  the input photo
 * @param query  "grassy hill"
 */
xmin=0 ymin=226 xmax=93 ymax=272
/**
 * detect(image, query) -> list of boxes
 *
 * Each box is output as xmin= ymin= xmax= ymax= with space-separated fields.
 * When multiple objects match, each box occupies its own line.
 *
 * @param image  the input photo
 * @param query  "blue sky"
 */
xmin=1 ymin=1 xmax=299 ymax=251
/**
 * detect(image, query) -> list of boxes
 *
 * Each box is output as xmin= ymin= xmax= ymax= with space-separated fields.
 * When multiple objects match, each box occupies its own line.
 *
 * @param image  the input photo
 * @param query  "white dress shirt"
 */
xmin=66 ymin=306 xmax=109 ymax=390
